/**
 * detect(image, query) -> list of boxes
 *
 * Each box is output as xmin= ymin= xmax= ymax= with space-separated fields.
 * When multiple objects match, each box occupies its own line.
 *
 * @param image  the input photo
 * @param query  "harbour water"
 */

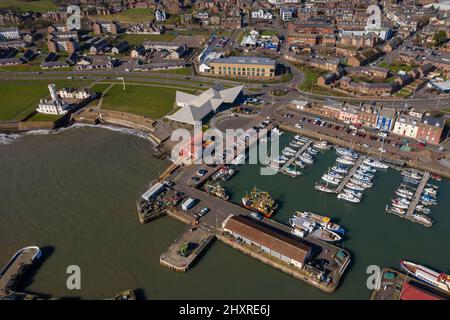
xmin=0 ymin=128 xmax=449 ymax=299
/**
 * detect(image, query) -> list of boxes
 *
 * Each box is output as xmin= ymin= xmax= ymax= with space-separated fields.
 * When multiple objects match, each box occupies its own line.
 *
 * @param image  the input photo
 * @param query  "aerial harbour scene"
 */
xmin=0 ymin=0 xmax=450 ymax=304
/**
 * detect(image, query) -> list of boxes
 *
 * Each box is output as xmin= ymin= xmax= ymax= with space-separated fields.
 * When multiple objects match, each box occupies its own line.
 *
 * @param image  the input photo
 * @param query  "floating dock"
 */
xmin=405 ymin=172 xmax=430 ymax=219
xmin=386 ymin=172 xmax=433 ymax=228
xmin=160 ymin=224 xmax=215 ymax=272
xmin=335 ymin=156 xmax=366 ymax=193
xmin=280 ymin=140 xmax=312 ymax=176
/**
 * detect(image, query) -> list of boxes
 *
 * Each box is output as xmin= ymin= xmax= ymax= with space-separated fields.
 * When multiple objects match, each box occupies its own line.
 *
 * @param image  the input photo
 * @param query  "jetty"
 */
xmin=280 ymin=140 xmax=312 ymax=176
xmin=386 ymin=171 xmax=433 ymax=228
xmin=335 ymin=156 xmax=366 ymax=193
xmin=405 ymin=172 xmax=430 ymax=219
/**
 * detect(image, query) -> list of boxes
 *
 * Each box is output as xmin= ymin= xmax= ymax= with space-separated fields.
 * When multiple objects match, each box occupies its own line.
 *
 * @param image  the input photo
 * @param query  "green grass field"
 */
xmin=99 ymin=84 xmax=196 ymax=119
xmin=150 ymin=67 xmax=192 ymax=76
xmin=94 ymin=8 xmax=154 ymax=23
xmin=27 ymin=112 xmax=61 ymax=122
xmin=296 ymin=65 xmax=326 ymax=91
xmin=378 ymin=62 xmax=417 ymax=74
xmin=0 ymin=80 xmax=90 ymax=121
xmin=0 ymin=0 xmax=56 ymax=12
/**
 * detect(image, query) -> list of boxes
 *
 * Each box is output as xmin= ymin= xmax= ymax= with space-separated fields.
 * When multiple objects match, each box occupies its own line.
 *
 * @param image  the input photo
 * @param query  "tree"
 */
xmin=433 ymin=30 xmax=448 ymax=47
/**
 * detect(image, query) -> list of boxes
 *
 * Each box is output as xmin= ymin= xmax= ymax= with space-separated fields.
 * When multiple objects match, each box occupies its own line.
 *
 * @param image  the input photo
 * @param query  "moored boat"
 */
xmin=315 ymin=183 xmax=336 ymax=193
xmin=400 ymin=260 xmax=449 ymax=293
xmin=337 ymin=192 xmax=360 ymax=203
xmin=364 ymin=158 xmax=388 ymax=169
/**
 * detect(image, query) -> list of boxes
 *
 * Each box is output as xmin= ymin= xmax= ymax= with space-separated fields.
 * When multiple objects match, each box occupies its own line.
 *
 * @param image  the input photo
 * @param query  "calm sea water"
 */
xmin=0 ymin=128 xmax=449 ymax=299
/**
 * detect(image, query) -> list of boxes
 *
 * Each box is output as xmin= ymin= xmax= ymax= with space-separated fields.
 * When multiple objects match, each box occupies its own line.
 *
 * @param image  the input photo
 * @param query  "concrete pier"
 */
xmin=335 ymin=156 xmax=366 ymax=193
xmin=160 ymin=224 xmax=215 ymax=272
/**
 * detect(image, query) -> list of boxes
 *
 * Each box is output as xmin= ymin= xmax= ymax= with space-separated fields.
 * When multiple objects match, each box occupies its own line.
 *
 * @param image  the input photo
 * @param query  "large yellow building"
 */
xmin=209 ymin=56 xmax=277 ymax=79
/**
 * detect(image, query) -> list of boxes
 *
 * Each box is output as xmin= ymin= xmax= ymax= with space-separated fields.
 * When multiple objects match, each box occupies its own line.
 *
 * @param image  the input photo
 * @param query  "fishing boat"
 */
xmin=350 ymin=178 xmax=372 ymax=188
xmin=311 ymin=228 xmax=342 ymax=243
xmin=336 ymin=157 xmax=354 ymax=165
xmin=400 ymin=260 xmax=450 ymax=293
xmin=344 ymin=188 xmax=363 ymax=198
xmin=353 ymin=173 xmax=372 ymax=182
xmin=395 ymin=191 xmax=412 ymax=200
xmin=401 ymin=170 xmax=422 ymax=180
xmin=204 ymin=181 xmax=229 ymax=200
xmin=385 ymin=205 xmax=405 ymax=215
xmin=282 ymin=149 xmax=295 ymax=157
xmin=285 ymin=166 xmax=302 ymax=177
xmin=332 ymin=166 xmax=348 ymax=174
xmin=356 ymin=170 xmax=374 ymax=179
xmin=272 ymin=157 xmax=287 ymax=164
xmin=424 ymin=188 xmax=437 ymax=196
xmin=242 ymin=187 xmax=278 ymax=218
xmin=396 ymin=188 xmax=414 ymax=197
xmin=431 ymin=174 xmax=442 ymax=181
xmin=359 ymin=164 xmax=376 ymax=173
xmin=315 ymin=183 xmax=336 ymax=193
xmin=329 ymin=171 xmax=344 ymax=179
xmin=299 ymin=155 xmax=314 ymax=164
xmin=336 ymin=147 xmax=357 ymax=158
xmin=346 ymin=182 xmax=366 ymax=191
xmin=412 ymin=214 xmax=434 ymax=226
xmin=285 ymin=147 xmax=297 ymax=153
xmin=337 ymin=192 xmax=360 ymax=203
xmin=294 ymin=135 xmax=309 ymax=142
xmin=294 ymin=160 xmax=306 ymax=168
xmin=221 ymin=167 xmax=236 ymax=181
xmin=394 ymin=197 xmax=411 ymax=205
xmin=294 ymin=211 xmax=345 ymax=235
xmin=212 ymin=166 xmax=228 ymax=180
xmin=391 ymin=199 xmax=409 ymax=210
xmin=313 ymin=141 xmax=330 ymax=150
xmin=290 ymin=218 xmax=342 ymax=242
xmin=231 ymin=153 xmax=246 ymax=165
xmin=364 ymin=158 xmax=388 ymax=169
xmin=403 ymin=177 xmax=420 ymax=185
xmin=416 ymin=205 xmax=431 ymax=214
xmin=322 ymin=174 xmax=341 ymax=185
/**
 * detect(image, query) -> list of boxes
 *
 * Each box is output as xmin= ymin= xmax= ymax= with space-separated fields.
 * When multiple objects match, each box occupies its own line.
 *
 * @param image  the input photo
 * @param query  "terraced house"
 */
xmin=208 ymin=57 xmax=277 ymax=79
